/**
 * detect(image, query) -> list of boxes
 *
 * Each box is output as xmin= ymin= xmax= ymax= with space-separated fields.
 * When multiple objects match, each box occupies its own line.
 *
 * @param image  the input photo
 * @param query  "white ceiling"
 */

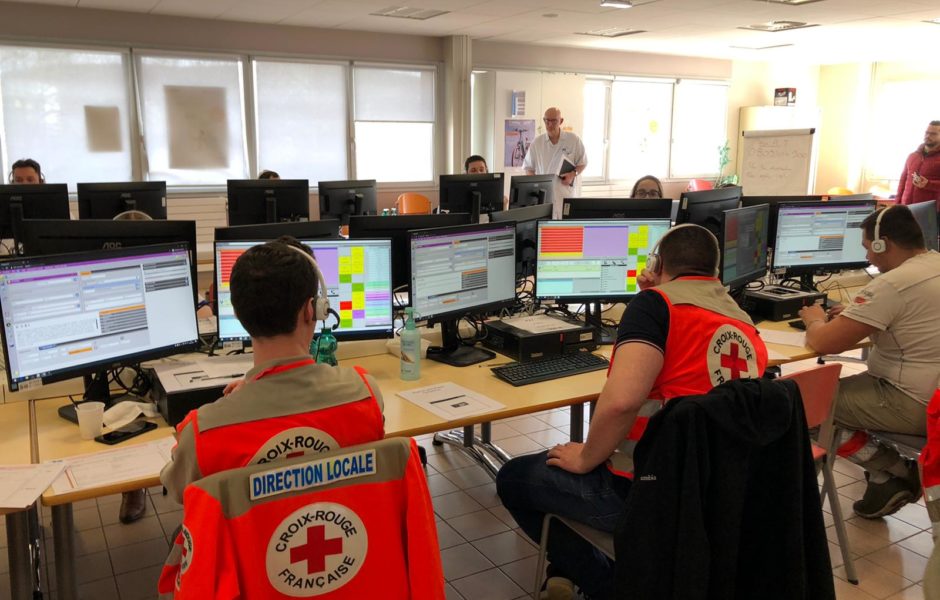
xmin=16 ymin=0 xmax=940 ymax=63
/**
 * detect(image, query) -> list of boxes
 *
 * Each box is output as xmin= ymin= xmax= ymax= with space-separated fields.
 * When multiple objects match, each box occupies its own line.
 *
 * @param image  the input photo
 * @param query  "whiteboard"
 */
xmin=739 ymin=129 xmax=816 ymax=196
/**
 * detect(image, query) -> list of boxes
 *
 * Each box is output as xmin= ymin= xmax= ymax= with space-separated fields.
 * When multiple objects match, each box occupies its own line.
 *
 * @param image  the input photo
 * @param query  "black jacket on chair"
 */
xmin=613 ymin=378 xmax=834 ymax=600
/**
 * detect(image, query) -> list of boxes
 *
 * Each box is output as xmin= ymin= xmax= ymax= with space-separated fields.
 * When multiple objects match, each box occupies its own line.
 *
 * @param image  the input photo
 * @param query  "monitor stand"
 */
xmin=426 ymin=319 xmax=495 ymax=367
xmin=584 ymin=302 xmax=617 ymax=346
xmin=57 ymin=370 xmax=118 ymax=424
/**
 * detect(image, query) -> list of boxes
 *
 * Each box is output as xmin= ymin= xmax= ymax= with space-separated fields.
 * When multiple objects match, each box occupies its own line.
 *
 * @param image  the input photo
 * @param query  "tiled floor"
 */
xmin=0 ymin=353 xmax=933 ymax=599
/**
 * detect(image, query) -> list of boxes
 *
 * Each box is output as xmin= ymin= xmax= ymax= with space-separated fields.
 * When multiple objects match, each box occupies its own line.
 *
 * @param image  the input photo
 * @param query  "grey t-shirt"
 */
xmin=841 ymin=251 xmax=940 ymax=403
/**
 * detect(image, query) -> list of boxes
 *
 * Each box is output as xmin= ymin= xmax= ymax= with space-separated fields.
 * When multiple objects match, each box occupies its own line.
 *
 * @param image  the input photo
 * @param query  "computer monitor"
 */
xmin=509 ymin=174 xmax=554 ymax=209
xmin=562 ymin=198 xmax=673 ymax=220
xmin=720 ymin=204 xmax=770 ymax=288
xmin=742 ymin=195 xmax=827 ymax=247
xmin=772 ymin=202 xmax=876 ymax=281
xmin=827 ymin=192 xmax=874 ymax=202
xmin=535 ymin=218 xmax=671 ymax=343
xmin=226 ymin=179 xmax=310 ymax=226
xmin=214 ymin=219 xmax=341 ymax=242
xmin=410 ymin=221 xmax=517 ymax=366
xmin=0 ymin=242 xmax=199 ymax=411
xmin=438 ymin=173 xmax=505 ymax=222
xmin=317 ymin=180 xmax=377 ymax=225
xmin=909 ymin=200 xmax=939 ymax=252
xmin=347 ymin=213 xmax=472 ymax=293
xmin=214 ymin=238 xmax=394 ymax=344
xmin=77 ymin=181 xmax=167 ymax=220
xmin=18 ymin=219 xmax=199 ymax=303
xmin=490 ymin=203 xmax=553 ymax=279
xmin=676 ymin=187 xmax=743 ymax=236
xmin=0 ymin=183 xmax=70 ymax=243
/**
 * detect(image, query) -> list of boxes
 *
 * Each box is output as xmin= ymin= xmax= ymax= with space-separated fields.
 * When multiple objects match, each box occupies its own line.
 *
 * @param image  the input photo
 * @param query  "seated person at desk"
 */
xmin=496 ymin=224 xmax=768 ymax=600
xmin=798 ymin=205 xmax=940 ymax=519
xmin=258 ymin=169 xmax=280 ymax=179
xmin=464 ymin=154 xmax=488 ymax=174
xmin=9 ymin=157 xmax=44 ymax=183
xmin=630 ymin=174 xmax=663 ymax=199
xmin=161 ymin=237 xmax=385 ymax=502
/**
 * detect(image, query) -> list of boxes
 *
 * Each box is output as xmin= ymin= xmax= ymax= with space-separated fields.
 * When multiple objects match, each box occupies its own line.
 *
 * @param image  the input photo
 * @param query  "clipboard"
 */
xmin=558 ymin=158 xmax=577 ymax=178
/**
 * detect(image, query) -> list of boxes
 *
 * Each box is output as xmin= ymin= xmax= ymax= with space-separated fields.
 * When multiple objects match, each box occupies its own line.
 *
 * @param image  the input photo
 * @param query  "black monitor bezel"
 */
xmin=226 ymin=179 xmax=311 ymax=226
xmin=676 ymin=187 xmax=743 ymax=234
xmin=408 ymin=220 xmax=517 ymax=325
xmin=438 ymin=173 xmax=505 ymax=220
xmin=317 ymin=179 xmax=378 ymax=224
xmin=0 ymin=242 xmax=200 ymax=392
xmin=509 ymin=174 xmax=554 ymax=209
xmin=213 ymin=237 xmax=396 ymax=344
xmin=18 ymin=218 xmax=199 ymax=304
xmin=490 ymin=203 xmax=554 ymax=280
xmin=214 ymin=219 xmax=341 ymax=242
xmin=534 ymin=217 xmax=672 ymax=303
xmin=771 ymin=201 xmax=875 ymax=274
xmin=347 ymin=213 xmax=472 ymax=292
xmin=562 ymin=197 xmax=673 ymax=220
xmin=720 ymin=204 xmax=769 ymax=288
xmin=0 ymin=183 xmax=71 ymax=239
xmin=77 ymin=181 xmax=168 ymax=220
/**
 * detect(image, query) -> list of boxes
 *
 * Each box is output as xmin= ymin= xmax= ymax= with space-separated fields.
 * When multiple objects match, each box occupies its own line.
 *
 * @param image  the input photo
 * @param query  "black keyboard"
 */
xmin=491 ymin=352 xmax=610 ymax=387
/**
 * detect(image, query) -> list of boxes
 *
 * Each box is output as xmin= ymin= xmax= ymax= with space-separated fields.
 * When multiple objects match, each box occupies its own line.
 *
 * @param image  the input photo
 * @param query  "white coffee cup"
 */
xmin=75 ymin=402 xmax=105 ymax=440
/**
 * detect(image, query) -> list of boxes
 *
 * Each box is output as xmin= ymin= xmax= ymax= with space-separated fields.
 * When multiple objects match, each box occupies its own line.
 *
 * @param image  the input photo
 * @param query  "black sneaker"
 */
xmin=853 ymin=466 xmax=921 ymax=519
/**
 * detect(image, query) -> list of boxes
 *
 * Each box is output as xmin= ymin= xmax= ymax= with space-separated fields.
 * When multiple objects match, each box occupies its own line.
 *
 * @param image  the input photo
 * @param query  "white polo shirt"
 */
xmin=523 ymin=130 xmax=587 ymax=219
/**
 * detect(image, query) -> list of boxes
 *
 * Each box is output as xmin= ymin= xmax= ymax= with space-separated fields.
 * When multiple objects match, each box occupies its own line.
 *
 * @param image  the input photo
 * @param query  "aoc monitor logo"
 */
xmin=706 ymin=324 xmax=759 ymax=386
xmin=250 ymin=427 xmax=339 ymax=464
xmin=267 ymin=503 xmax=367 ymax=596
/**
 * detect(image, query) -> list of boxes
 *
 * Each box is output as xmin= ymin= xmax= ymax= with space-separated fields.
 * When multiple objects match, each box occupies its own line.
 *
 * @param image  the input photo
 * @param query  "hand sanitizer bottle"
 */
xmin=400 ymin=307 xmax=421 ymax=380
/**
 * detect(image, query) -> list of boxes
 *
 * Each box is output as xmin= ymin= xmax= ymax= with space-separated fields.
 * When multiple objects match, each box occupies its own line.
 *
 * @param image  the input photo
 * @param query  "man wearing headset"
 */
xmin=160 ymin=237 xmax=385 ymax=504
xmin=799 ymin=205 xmax=940 ymax=519
xmin=497 ymin=224 xmax=768 ymax=600
xmin=9 ymin=158 xmax=44 ymax=184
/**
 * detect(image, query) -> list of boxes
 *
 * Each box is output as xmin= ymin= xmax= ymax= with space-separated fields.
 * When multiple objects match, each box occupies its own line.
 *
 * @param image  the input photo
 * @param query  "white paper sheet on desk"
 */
xmin=500 ymin=314 xmax=580 ymax=334
xmin=48 ymin=436 xmax=176 ymax=495
xmin=398 ymin=383 xmax=505 ymax=421
xmin=102 ymin=401 xmax=160 ymax=431
xmin=758 ymin=328 xmax=807 ymax=348
xmin=766 ymin=348 xmax=789 ymax=361
xmin=0 ymin=464 xmax=66 ymax=509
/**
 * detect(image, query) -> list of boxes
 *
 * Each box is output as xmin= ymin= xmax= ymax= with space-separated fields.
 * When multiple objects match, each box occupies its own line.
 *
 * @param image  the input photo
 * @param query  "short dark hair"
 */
xmin=659 ymin=224 xmax=719 ymax=276
xmin=930 ymin=120 xmax=940 ymax=127
xmin=464 ymin=155 xmax=487 ymax=172
xmin=258 ymin=169 xmax=280 ymax=179
xmin=9 ymin=158 xmax=43 ymax=183
xmin=860 ymin=205 xmax=925 ymax=250
xmin=230 ymin=236 xmax=318 ymax=338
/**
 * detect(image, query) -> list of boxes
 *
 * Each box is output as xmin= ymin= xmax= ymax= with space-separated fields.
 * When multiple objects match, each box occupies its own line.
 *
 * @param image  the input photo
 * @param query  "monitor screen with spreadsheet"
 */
xmin=0 ymin=243 xmax=199 ymax=392
xmin=535 ymin=219 xmax=671 ymax=302
xmin=214 ymin=238 xmax=394 ymax=342
xmin=772 ymin=202 xmax=875 ymax=272
xmin=409 ymin=221 xmax=517 ymax=323
xmin=720 ymin=204 xmax=769 ymax=288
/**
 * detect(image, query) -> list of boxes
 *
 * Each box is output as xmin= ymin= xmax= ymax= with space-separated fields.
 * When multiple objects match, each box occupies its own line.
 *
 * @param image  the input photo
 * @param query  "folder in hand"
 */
xmin=558 ymin=158 xmax=577 ymax=183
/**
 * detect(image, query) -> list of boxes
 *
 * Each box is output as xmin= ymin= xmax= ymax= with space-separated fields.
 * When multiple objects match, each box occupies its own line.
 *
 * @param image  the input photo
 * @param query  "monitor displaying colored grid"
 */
xmin=215 ymin=239 xmax=394 ymax=342
xmin=535 ymin=219 xmax=671 ymax=301
xmin=721 ymin=204 xmax=769 ymax=288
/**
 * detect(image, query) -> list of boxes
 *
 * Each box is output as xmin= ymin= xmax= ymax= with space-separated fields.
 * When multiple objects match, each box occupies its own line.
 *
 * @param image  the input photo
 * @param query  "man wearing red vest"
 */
xmin=496 ymin=224 xmax=768 ymax=600
xmin=159 ymin=237 xmax=385 ymax=597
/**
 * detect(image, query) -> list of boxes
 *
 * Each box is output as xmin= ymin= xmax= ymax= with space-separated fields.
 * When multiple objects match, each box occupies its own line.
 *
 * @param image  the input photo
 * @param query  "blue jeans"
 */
xmin=495 ymin=451 xmax=631 ymax=600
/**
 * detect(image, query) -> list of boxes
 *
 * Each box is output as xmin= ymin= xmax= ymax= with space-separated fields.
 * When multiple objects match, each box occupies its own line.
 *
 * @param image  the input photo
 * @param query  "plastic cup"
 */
xmin=75 ymin=402 xmax=105 ymax=440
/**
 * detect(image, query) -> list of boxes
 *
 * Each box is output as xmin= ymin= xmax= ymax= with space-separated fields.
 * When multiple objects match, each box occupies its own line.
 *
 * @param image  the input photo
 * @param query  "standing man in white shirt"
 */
xmin=524 ymin=107 xmax=587 ymax=219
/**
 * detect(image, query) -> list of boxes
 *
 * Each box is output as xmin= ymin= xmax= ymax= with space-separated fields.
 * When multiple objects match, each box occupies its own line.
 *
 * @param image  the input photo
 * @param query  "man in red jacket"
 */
xmin=896 ymin=121 xmax=940 ymax=205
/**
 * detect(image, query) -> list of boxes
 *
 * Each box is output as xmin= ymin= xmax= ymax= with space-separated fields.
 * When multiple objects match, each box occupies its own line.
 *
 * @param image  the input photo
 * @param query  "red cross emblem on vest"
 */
xmin=290 ymin=525 xmax=344 ymax=574
xmin=720 ymin=342 xmax=748 ymax=379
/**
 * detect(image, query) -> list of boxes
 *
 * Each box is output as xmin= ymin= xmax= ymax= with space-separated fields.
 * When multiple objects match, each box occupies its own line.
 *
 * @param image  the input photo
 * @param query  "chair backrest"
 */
xmin=396 ymin=193 xmax=431 ymax=215
xmin=172 ymin=437 xmax=444 ymax=599
xmin=780 ymin=364 xmax=842 ymax=449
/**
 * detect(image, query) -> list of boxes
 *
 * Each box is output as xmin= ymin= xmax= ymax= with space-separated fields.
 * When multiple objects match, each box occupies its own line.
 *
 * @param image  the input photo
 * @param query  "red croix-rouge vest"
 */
xmin=188 ymin=363 xmax=384 ymax=477
xmin=608 ymin=277 xmax=769 ymax=477
xmin=165 ymin=438 xmax=445 ymax=600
